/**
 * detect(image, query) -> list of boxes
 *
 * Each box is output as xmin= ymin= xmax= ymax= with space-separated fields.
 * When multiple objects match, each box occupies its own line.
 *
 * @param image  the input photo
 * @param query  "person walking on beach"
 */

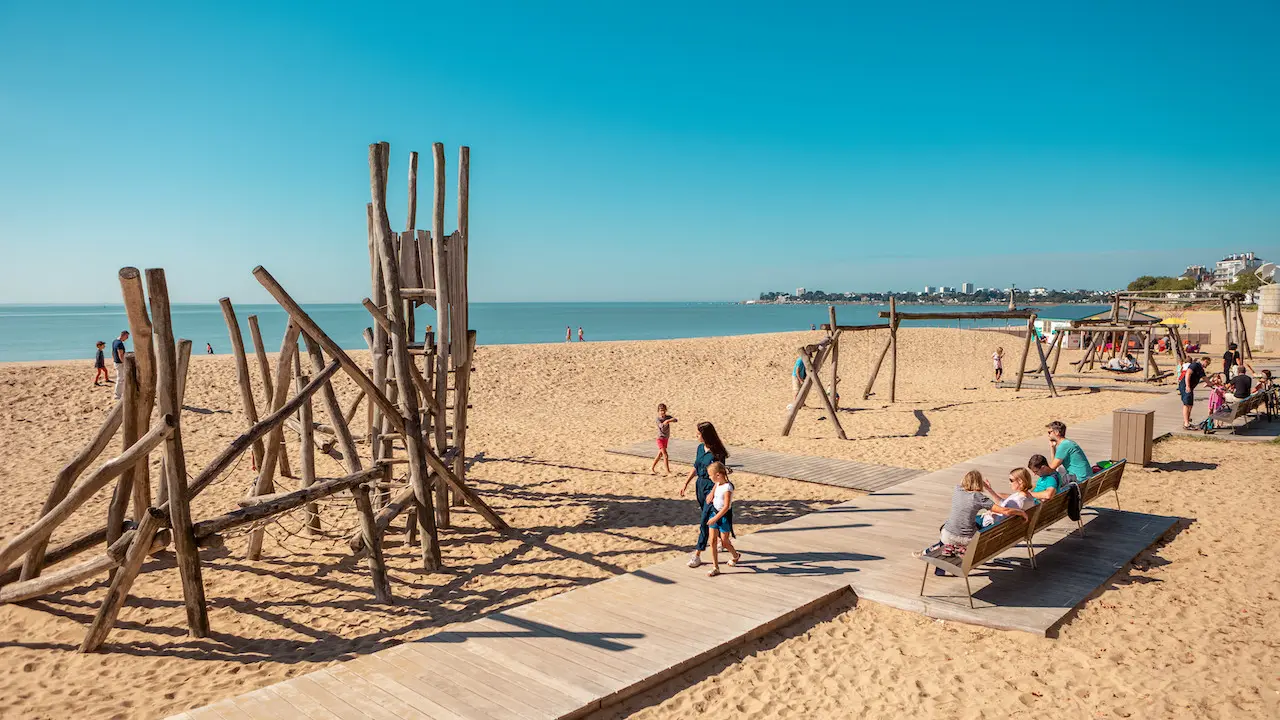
xmin=93 ymin=341 xmax=109 ymax=386
xmin=578 ymin=326 xmax=584 ymax=342
xmin=566 ymin=326 xmax=572 ymax=342
xmin=111 ymin=330 xmax=129 ymax=399
xmin=206 ymin=343 xmax=214 ymax=354
xmin=992 ymin=347 xmax=1004 ymax=382
xmin=679 ymin=421 xmax=729 ymax=568
xmin=651 ymin=404 xmax=678 ymax=474
xmin=790 ymin=353 xmax=807 ymax=408
xmin=704 ymin=461 xmax=741 ymax=577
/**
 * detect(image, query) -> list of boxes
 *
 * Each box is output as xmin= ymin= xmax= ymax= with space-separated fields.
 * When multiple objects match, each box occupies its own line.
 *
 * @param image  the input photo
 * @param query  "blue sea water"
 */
xmin=0 ymin=302 xmax=1107 ymax=363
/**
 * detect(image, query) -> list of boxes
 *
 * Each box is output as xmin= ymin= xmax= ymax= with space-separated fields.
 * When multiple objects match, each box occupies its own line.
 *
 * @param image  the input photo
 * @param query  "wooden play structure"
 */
xmin=0 ymin=141 xmax=505 ymax=651
xmin=1055 ymin=291 xmax=1249 ymax=383
xmin=783 ymin=299 xmax=1057 ymax=438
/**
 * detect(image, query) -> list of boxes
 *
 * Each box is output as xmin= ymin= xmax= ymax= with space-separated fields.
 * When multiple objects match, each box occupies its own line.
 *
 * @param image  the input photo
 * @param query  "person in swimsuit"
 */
xmin=679 ymin=421 xmax=729 ymax=568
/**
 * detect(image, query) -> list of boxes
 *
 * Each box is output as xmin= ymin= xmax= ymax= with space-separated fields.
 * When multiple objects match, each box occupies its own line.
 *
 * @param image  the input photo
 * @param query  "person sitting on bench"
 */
xmin=977 ymin=468 xmax=1035 ymax=528
xmin=1027 ymin=454 xmax=1063 ymax=500
xmin=1230 ymin=364 xmax=1254 ymax=400
xmin=1046 ymin=420 xmax=1092 ymax=485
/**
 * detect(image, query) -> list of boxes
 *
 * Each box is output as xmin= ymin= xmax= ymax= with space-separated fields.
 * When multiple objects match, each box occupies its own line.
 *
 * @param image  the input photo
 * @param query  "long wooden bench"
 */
xmin=918 ymin=461 xmax=1126 ymax=607
xmin=1209 ymin=391 xmax=1270 ymax=434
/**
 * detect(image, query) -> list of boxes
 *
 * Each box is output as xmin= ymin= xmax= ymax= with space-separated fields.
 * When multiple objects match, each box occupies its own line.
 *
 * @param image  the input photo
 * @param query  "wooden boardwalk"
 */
xmin=606 ymin=438 xmax=924 ymax=492
xmin=178 ymin=392 xmax=1209 ymax=720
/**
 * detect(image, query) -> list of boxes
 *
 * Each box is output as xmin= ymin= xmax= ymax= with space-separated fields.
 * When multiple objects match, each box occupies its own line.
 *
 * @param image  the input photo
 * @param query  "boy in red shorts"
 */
xmin=652 ymin=404 xmax=678 ymax=474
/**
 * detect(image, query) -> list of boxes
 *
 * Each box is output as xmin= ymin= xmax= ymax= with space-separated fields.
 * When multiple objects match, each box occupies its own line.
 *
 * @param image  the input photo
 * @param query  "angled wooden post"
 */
xmin=800 ymin=350 xmax=847 ymax=440
xmin=1032 ymin=321 xmax=1058 ymax=397
xmin=105 ymin=355 xmax=138 ymax=547
xmin=19 ymin=404 xmax=124 ymax=581
xmin=862 ymin=328 xmax=892 ymax=400
xmin=1014 ymin=315 xmax=1036 ymax=391
xmin=80 ymin=507 xmax=168 ymax=652
xmin=219 ymin=298 xmax=265 ymax=470
xmin=293 ymin=351 xmax=320 ymax=535
xmin=249 ymin=315 xmax=292 ymax=478
xmin=118 ymin=268 xmax=157 ymax=521
xmin=368 ymin=203 xmax=388 ymax=467
xmin=145 ymin=268 xmax=208 ymax=637
xmin=780 ymin=342 xmax=833 ymax=436
xmin=244 ymin=321 xmax=301 ymax=560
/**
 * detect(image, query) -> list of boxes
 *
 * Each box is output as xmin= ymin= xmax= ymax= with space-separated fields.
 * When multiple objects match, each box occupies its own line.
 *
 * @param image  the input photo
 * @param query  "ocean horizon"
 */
xmin=0 ymin=302 xmax=1106 ymax=363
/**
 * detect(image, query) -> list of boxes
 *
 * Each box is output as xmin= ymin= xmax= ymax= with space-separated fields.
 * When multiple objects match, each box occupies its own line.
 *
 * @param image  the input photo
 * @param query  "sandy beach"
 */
xmin=0 ymin=327 xmax=1273 ymax=718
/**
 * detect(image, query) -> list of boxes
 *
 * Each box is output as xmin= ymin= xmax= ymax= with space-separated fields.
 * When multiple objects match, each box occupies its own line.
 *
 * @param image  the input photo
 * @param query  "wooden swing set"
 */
xmin=782 ymin=298 xmax=1057 ymax=438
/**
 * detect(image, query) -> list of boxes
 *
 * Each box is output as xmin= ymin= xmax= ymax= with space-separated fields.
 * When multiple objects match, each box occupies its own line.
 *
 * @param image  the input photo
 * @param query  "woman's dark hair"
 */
xmin=697 ymin=421 xmax=729 ymax=462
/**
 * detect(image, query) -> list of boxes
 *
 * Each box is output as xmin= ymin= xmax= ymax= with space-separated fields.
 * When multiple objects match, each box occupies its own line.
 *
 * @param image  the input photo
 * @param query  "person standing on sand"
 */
xmin=992 ymin=347 xmax=1004 ymax=382
xmin=566 ymin=326 xmax=572 ymax=342
xmin=1177 ymin=355 xmax=1208 ymax=429
xmin=206 ymin=343 xmax=213 ymax=354
xmin=790 ymin=353 xmax=807 ymax=408
xmin=651 ymin=404 xmax=678 ymax=474
xmin=679 ymin=421 xmax=729 ymax=568
xmin=578 ymin=326 xmax=584 ymax=342
xmin=111 ymin=330 xmax=129 ymax=399
xmin=93 ymin=341 xmax=109 ymax=386
xmin=704 ymin=461 xmax=741 ymax=577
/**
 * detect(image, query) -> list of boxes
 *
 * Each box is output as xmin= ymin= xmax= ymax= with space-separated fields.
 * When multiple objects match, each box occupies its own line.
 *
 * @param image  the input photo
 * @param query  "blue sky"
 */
xmin=1 ymin=1 xmax=1277 ymax=303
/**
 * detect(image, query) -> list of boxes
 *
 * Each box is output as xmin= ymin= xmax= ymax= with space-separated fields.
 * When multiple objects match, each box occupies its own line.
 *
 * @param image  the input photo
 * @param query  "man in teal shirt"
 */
xmin=1046 ymin=420 xmax=1091 ymax=484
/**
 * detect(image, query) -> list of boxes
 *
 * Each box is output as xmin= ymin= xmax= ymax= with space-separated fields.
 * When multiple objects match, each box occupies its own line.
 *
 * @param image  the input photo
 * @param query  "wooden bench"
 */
xmin=1209 ymin=391 xmax=1270 ymax=434
xmin=918 ymin=461 xmax=1126 ymax=607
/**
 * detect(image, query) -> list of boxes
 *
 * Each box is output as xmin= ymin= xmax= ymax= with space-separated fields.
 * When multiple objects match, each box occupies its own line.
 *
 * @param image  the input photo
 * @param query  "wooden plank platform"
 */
xmin=178 ymin=391 xmax=1210 ymax=720
xmin=606 ymin=438 xmax=925 ymax=492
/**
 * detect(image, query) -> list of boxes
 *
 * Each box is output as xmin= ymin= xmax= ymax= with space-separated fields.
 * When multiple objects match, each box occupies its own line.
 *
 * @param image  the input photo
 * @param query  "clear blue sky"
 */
xmin=1 ymin=1 xmax=1277 ymax=303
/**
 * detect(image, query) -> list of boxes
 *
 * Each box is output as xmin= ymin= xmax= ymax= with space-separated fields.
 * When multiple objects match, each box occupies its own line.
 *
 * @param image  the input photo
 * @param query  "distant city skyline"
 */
xmin=1 ymin=3 xmax=1278 ymax=304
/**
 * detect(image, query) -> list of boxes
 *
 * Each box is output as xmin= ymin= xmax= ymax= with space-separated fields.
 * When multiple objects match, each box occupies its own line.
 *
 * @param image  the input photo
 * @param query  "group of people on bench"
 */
xmin=933 ymin=420 xmax=1091 ymax=554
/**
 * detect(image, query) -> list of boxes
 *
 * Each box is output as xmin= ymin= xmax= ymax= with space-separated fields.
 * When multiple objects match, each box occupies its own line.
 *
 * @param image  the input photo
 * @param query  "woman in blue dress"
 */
xmin=679 ymin=421 xmax=730 ymax=568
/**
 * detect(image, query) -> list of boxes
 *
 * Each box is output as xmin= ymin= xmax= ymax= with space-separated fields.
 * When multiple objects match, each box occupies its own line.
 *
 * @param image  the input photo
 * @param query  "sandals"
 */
xmin=687 ymin=556 xmax=702 ymax=568
xmin=728 ymin=552 xmax=742 ymax=567
xmin=707 ymin=567 xmax=720 ymax=577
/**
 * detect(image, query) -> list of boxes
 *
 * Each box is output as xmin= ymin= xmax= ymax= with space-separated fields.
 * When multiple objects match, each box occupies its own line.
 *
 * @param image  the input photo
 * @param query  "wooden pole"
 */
xmin=14 ymin=520 xmax=122 ymax=586
xmin=1143 ymin=328 xmax=1154 ymax=381
xmin=79 ymin=507 xmax=168 ymax=652
xmin=156 ymin=339 xmax=193 ymax=508
xmin=194 ymin=468 xmax=383 ymax=539
xmin=253 ymin=264 xmax=506 ymax=532
xmin=800 ymin=350 xmax=847 ymax=439
xmin=1014 ymin=315 xmax=1036 ymax=391
xmin=294 ymin=351 xmax=320 ymax=535
xmin=105 ymin=355 xmax=138 ymax=547
xmin=219 ymin=298 xmax=266 ymax=470
xmin=430 ymin=144 xmax=451 ymax=529
xmin=888 ymin=297 xmax=898 ymax=403
xmin=17 ymin=404 xmax=124 ymax=581
xmin=187 ymin=361 xmax=340 ymax=502
xmin=374 ymin=142 xmax=443 ymax=569
xmin=780 ymin=341 xmax=834 ymax=436
xmin=1051 ymin=329 xmax=1065 ymax=374
xmin=1032 ymin=321 xmax=1058 ymax=397
xmin=118 ymin=268 xmax=157 ymax=522
xmin=406 ymin=150 xmax=419 ymax=232
xmin=827 ymin=306 xmax=839 ymax=410
xmin=1220 ymin=298 xmax=1233 ymax=350
xmin=248 ymin=315 xmax=292 ymax=478
xmin=352 ymin=479 xmax=393 ymax=603
xmin=145 ymin=268 xmax=208 ymax=637
xmin=452 ymin=331 xmax=475 ymax=508
xmin=0 ymin=417 xmax=173 ymax=575
xmin=862 ymin=329 xmax=892 ymax=400
xmin=1235 ymin=300 xmax=1253 ymax=360
xmin=244 ymin=321 xmax=301 ymax=560
xmin=368 ymin=203 xmax=388 ymax=469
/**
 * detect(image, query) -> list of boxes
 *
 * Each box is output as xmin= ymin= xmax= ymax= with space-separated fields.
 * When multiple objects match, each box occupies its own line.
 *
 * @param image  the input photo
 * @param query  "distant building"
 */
xmin=1182 ymin=265 xmax=1211 ymax=287
xmin=1211 ymin=253 xmax=1263 ymax=289
xmin=922 ymin=285 xmax=934 ymax=294
xmin=960 ymin=282 xmax=975 ymax=294
xmin=796 ymin=287 xmax=806 ymax=297
xmin=1028 ymin=287 xmax=1048 ymax=297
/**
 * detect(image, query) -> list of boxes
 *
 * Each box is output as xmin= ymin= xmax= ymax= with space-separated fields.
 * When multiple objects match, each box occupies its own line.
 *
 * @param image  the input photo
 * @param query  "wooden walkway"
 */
xmin=998 ymin=379 xmax=1172 ymax=394
xmin=606 ymin=438 xmax=924 ymax=492
xmin=178 ymin=392 xmax=1205 ymax=720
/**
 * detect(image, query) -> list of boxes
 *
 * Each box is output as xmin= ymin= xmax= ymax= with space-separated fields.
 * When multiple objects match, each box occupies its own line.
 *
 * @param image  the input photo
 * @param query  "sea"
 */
xmin=0 ymin=302 xmax=1108 ymax=363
